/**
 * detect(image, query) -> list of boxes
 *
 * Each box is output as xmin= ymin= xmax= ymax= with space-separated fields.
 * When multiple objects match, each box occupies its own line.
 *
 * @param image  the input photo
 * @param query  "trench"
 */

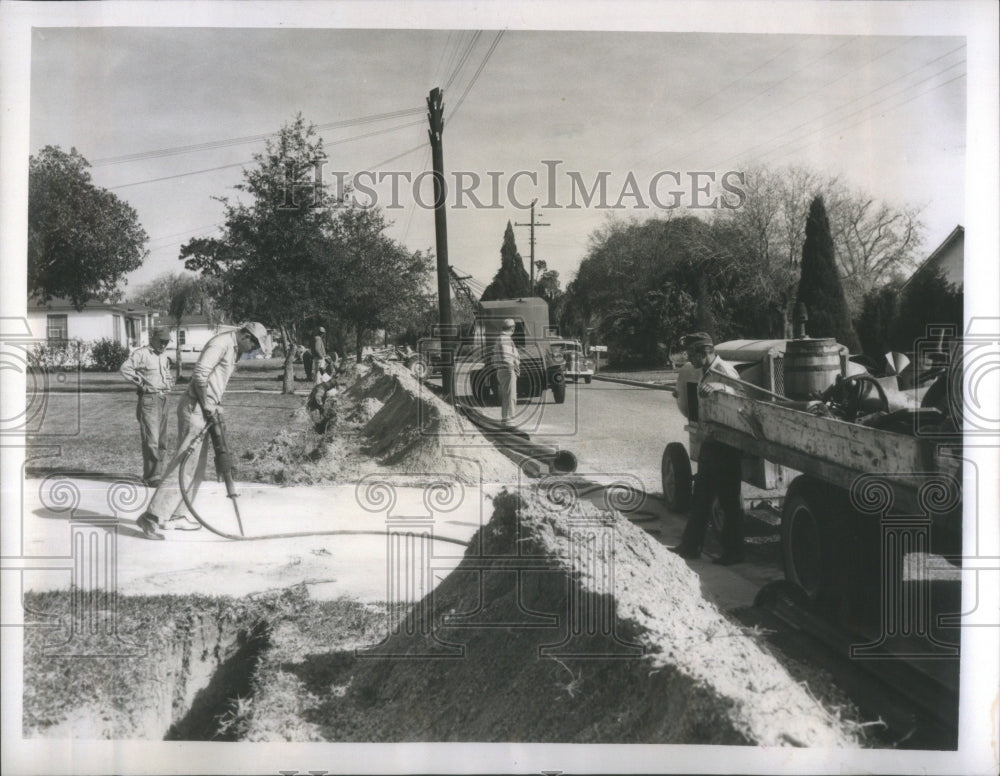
xmin=163 ymin=620 xmax=271 ymax=741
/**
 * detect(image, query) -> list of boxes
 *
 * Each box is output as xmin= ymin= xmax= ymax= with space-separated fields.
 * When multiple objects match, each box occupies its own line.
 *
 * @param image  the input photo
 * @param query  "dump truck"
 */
xmin=661 ymin=336 xmax=962 ymax=606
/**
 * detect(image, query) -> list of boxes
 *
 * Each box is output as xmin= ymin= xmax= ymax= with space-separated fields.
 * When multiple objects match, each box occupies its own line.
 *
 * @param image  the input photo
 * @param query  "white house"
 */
xmin=27 ymin=297 xmax=160 ymax=349
xmin=165 ymin=315 xmax=275 ymax=363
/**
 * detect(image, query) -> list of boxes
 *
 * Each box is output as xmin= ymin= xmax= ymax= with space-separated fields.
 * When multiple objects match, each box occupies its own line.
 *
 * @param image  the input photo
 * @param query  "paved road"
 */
xmin=465 ymin=377 xmax=786 ymax=608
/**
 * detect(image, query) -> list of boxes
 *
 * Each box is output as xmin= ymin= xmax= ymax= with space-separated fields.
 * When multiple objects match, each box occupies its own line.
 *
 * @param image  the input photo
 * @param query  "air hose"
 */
xmin=175 ymin=422 xmax=469 ymax=547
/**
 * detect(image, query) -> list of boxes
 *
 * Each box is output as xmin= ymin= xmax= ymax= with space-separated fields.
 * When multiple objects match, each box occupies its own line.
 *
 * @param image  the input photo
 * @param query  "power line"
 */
xmin=444 ymin=31 xmax=483 ymax=91
xmin=713 ymin=43 xmax=966 ymax=169
xmin=107 ymin=118 xmax=425 ymax=190
xmin=92 ymin=106 xmax=424 ymax=167
xmin=761 ymin=69 xmax=966 ymax=166
xmin=451 ymin=30 xmax=504 ymax=120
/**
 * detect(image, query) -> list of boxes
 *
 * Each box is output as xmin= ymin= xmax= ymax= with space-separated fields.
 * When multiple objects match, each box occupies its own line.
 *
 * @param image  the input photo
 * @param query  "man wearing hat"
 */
xmin=670 ymin=331 xmax=746 ymax=565
xmin=137 ymin=322 xmax=267 ymax=539
xmin=492 ymin=318 xmax=521 ymax=427
xmin=120 ymin=326 xmax=175 ymax=486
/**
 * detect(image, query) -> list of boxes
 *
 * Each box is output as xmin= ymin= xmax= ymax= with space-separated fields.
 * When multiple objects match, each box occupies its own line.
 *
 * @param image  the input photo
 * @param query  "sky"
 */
xmin=24 ymin=23 xmax=967 ymax=297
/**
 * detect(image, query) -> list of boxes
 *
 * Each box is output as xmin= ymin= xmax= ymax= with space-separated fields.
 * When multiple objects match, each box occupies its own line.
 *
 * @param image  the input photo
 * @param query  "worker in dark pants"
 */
xmin=669 ymin=331 xmax=746 ymax=565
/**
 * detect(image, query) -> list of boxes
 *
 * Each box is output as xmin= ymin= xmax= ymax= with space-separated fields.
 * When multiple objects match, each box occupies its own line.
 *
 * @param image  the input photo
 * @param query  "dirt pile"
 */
xmin=246 ymin=490 xmax=864 ymax=745
xmin=243 ymin=360 xmax=519 ymax=485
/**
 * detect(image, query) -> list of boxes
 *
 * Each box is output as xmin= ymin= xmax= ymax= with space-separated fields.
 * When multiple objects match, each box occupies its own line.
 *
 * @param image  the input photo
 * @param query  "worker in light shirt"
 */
xmin=670 ymin=331 xmax=746 ymax=565
xmin=136 ymin=322 xmax=268 ymax=540
xmin=120 ymin=326 xmax=175 ymax=486
xmin=492 ymin=318 xmax=521 ymax=427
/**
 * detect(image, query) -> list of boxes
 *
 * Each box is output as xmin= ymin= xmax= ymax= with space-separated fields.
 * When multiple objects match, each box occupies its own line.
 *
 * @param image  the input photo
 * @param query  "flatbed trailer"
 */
xmin=661 ymin=338 xmax=962 ymax=605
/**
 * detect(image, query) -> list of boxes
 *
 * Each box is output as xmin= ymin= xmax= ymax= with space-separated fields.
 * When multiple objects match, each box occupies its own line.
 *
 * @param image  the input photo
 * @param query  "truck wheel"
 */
xmin=551 ymin=379 xmax=567 ymax=404
xmin=584 ymin=375 xmax=592 ymax=384
xmin=661 ymin=442 xmax=692 ymax=512
xmin=408 ymin=356 xmax=429 ymax=381
xmin=471 ymin=369 xmax=491 ymax=406
xmin=781 ymin=477 xmax=838 ymax=604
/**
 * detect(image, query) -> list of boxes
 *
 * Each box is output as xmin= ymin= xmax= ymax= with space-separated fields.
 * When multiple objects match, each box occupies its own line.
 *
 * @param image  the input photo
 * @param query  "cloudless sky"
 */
xmin=27 ymin=23 xmax=966 ymax=296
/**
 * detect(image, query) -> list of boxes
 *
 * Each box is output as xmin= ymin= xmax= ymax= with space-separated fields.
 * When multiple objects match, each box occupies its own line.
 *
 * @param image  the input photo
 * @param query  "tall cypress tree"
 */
xmin=480 ymin=221 xmax=531 ymax=301
xmin=796 ymin=196 xmax=861 ymax=351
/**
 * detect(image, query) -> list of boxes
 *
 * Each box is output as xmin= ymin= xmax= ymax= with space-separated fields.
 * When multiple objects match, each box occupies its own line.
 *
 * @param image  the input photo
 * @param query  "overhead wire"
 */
xmin=91 ymin=106 xmax=425 ymax=167
xmin=451 ymin=30 xmax=504 ymax=120
xmin=108 ymin=118 xmax=425 ymax=190
xmin=721 ymin=43 xmax=967 ymax=168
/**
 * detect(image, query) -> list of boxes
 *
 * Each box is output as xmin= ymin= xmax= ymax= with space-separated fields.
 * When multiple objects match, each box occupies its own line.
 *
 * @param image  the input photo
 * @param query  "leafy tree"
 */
xmin=532 ymin=259 xmax=564 ymax=327
xmin=328 ymin=206 xmax=433 ymax=358
xmin=129 ymin=272 xmax=222 ymax=378
xmin=796 ymin=196 xmax=861 ymax=352
xmin=29 ymin=146 xmax=148 ymax=309
xmin=890 ymin=266 xmax=963 ymax=356
xmin=180 ymin=115 xmax=343 ymax=393
xmin=480 ymin=221 xmax=530 ymax=300
xmin=856 ymin=280 xmax=902 ymax=364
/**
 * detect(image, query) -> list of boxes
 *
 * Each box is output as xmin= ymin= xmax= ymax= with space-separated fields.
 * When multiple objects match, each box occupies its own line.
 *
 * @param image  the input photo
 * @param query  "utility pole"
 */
xmin=515 ymin=199 xmax=550 ymax=293
xmin=427 ymin=87 xmax=454 ymax=398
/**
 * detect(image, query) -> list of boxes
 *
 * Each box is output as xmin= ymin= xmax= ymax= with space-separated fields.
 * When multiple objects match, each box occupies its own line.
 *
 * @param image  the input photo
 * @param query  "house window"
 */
xmin=46 ymin=314 xmax=68 ymax=341
xmin=178 ymin=330 xmax=186 ymax=345
xmin=113 ymin=314 xmax=122 ymax=342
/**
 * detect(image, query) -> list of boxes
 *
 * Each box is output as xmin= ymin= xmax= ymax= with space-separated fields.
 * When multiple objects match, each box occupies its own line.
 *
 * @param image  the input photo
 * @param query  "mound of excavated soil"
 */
xmin=250 ymin=490 xmax=862 ymax=745
xmin=243 ymin=360 xmax=519 ymax=486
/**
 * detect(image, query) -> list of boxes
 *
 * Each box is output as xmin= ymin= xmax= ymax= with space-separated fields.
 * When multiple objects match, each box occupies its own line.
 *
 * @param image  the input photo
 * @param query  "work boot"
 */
xmin=163 ymin=515 xmax=201 ymax=531
xmin=136 ymin=512 xmax=164 ymax=540
xmin=668 ymin=543 xmax=700 ymax=560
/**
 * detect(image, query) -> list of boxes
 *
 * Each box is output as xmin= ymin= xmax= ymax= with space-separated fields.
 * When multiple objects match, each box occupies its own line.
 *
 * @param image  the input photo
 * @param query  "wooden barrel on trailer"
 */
xmin=783 ymin=338 xmax=843 ymax=399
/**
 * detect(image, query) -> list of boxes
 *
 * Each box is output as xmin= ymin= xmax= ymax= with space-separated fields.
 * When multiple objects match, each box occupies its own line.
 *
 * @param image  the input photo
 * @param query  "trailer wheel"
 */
xmin=661 ymin=442 xmax=692 ymax=512
xmin=781 ymin=477 xmax=835 ymax=603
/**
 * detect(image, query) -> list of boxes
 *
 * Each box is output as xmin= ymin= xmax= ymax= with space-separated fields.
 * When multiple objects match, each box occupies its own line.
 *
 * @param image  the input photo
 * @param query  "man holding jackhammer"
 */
xmin=136 ymin=322 xmax=267 ymax=539
xmin=669 ymin=331 xmax=747 ymax=565
xmin=120 ymin=326 xmax=174 ymax=486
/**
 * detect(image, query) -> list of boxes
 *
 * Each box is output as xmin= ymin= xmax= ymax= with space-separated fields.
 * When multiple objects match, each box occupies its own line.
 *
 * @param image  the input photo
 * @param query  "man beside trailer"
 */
xmin=669 ymin=331 xmax=747 ymax=565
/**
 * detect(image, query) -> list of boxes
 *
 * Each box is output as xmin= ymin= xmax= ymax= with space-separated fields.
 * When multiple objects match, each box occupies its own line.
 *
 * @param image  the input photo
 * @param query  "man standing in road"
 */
xmin=493 ymin=318 xmax=520 ymax=427
xmin=670 ymin=331 xmax=746 ymax=565
xmin=136 ymin=322 xmax=268 ymax=539
xmin=120 ymin=326 xmax=175 ymax=487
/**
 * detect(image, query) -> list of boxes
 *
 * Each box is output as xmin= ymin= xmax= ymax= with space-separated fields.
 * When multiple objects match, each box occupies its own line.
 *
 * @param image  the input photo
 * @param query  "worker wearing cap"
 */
xmin=120 ymin=326 xmax=175 ymax=486
xmin=492 ymin=318 xmax=520 ymax=426
xmin=670 ymin=331 xmax=746 ymax=565
xmin=137 ymin=322 xmax=267 ymax=539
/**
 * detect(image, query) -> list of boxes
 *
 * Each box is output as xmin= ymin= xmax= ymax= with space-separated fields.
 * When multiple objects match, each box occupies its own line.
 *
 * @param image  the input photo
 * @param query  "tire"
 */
xmin=408 ymin=356 xmax=429 ymax=381
xmin=471 ymin=369 xmax=493 ymax=406
xmin=551 ymin=378 xmax=567 ymax=404
xmin=584 ymin=375 xmax=592 ymax=384
xmin=782 ymin=477 xmax=838 ymax=604
xmin=709 ymin=495 xmax=726 ymax=538
xmin=661 ymin=442 xmax=692 ymax=512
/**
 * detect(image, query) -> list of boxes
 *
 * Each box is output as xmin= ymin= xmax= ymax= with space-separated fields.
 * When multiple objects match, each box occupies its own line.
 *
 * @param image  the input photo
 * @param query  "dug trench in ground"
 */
xmin=241 ymin=359 xmax=520 ymax=486
xmin=240 ymin=491 xmax=868 ymax=745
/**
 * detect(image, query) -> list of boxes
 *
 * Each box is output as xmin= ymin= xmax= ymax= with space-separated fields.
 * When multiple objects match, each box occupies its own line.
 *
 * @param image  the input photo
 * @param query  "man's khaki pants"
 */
xmin=497 ymin=366 xmax=517 ymax=424
xmin=147 ymin=395 xmax=210 ymax=522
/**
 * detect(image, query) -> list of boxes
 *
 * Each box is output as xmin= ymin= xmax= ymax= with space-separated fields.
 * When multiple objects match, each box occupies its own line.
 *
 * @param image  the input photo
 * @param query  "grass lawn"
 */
xmin=26 ymin=390 xmax=306 ymax=481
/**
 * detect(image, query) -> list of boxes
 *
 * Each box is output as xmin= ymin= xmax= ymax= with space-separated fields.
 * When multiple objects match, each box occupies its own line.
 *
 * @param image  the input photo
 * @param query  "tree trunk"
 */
xmin=173 ymin=316 xmax=183 ymax=382
xmin=279 ymin=323 xmax=296 ymax=394
xmin=356 ymin=329 xmax=364 ymax=361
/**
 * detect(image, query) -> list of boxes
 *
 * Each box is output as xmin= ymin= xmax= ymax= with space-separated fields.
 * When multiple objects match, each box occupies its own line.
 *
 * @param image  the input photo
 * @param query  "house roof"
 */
xmin=902 ymin=225 xmax=964 ymax=291
xmin=29 ymin=295 xmax=157 ymax=315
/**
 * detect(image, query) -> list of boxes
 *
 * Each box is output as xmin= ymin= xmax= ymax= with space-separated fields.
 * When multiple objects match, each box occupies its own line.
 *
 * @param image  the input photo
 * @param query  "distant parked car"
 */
xmin=548 ymin=339 xmax=593 ymax=384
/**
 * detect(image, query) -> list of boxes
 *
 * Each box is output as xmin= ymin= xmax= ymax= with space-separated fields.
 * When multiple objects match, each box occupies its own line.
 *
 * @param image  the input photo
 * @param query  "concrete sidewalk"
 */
xmin=17 ymin=477 xmax=501 ymax=603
